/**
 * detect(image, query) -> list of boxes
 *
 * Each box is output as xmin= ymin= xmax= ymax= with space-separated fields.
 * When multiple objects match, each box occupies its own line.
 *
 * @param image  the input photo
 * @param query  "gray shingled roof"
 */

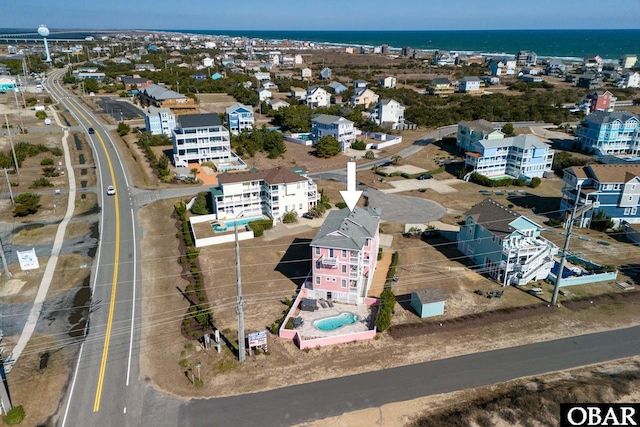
xmin=311 ymin=206 xmax=381 ymax=251
xmin=217 ymin=166 xmax=308 ymax=185
xmin=413 ymin=288 xmax=447 ymax=304
xmin=140 ymin=84 xmax=186 ymax=101
xmin=584 ymin=111 xmax=638 ymax=125
xmin=458 ymin=119 xmax=499 ymax=135
xmin=478 ymin=134 xmax=548 ymax=150
xmin=464 ymin=198 xmax=520 ymax=238
xmin=177 ymin=113 xmax=222 ymax=128
xmin=312 ymin=114 xmax=351 ymax=125
xmin=226 ymin=103 xmax=253 ymax=115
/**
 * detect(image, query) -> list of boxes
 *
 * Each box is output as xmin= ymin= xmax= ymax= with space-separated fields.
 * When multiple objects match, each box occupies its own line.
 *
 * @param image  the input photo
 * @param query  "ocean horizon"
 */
xmin=168 ymin=29 xmax=640 ymax=61
xmin=1 ymin=28 xmax=638 ymax=61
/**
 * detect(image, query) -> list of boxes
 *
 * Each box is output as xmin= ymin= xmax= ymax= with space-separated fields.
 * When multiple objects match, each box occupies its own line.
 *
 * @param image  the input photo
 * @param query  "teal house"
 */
xmin=457 ymin=199 xmax=558 ymax=286
xmin=411 ymin=288 xmax=446 ymax=318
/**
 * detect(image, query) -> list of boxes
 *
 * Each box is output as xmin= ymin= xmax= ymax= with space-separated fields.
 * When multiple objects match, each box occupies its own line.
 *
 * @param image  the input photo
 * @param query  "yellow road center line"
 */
xmin=59 ymin=91 xmax=121 ymax=413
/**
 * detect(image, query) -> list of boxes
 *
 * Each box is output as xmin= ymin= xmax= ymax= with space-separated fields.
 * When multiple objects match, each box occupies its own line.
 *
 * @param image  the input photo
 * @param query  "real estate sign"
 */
xmin=16 ymin=248 xmax=39 ymax=270
xmin=247 ymin=331 xmax=267 ymax=348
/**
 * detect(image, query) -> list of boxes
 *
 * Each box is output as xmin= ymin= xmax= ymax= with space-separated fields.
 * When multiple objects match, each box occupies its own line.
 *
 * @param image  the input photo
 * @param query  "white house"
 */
xmin=311 ymin=114 xmax=356 ymax=152
xmin=378 ymin=76 xmax=397 ymax=88
xmin=254 ymin=72 xmax=271 ymax=82
xmin=620 ymin=72 xmax=640 ymax=89
xmin=257 ymin=88 xmax=273 ymax=101
xmin=371 ymin=99 xmax=405 ymax=129
xmin=172 ymin=114 xmax=231 ymax=168
xmin=202 ymin=57 xmax=215 ymax=68
xmin=210 ymin=166 xmax=319 ymax=222
xmin=267 ymin=98 xmax=290 ymax=110
xmin=306 ymin=86 xmax=331 ymax=108
xmin=290 ymin=86 xmax=307 ymax=100
xmin=459 ymin=76 xmax=483 ymax=93
xmin=301 ymin=67 xmax=312 ymax=79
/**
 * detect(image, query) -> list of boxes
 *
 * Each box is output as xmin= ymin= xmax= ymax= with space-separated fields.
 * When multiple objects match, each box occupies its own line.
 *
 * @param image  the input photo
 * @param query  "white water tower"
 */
xmin=37 ymin=24 xmax=51 ymax=62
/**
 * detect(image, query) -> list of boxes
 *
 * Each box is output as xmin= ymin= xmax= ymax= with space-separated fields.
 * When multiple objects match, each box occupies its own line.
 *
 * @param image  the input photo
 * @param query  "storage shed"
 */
xmin=411 ymin=288 xmax=447 ymax=318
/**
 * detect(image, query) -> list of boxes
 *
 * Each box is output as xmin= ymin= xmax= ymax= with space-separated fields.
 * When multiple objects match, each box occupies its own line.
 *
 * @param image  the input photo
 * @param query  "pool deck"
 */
xmin=293 ymin=302 xmax=374 ymax=340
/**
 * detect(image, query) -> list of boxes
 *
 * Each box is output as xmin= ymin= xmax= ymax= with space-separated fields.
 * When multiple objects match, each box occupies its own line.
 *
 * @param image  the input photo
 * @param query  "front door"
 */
xmin=327 ymin=292 xmax=332 ymax=300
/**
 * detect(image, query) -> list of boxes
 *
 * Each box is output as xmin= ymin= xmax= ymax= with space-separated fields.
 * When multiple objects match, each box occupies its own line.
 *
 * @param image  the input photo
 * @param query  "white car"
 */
xmin=106 ymin=185 xmax=116 ymax=196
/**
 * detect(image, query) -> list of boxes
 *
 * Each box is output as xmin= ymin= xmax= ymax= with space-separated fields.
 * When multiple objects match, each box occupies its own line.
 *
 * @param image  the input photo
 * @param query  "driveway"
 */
xmin=360 ymin=184 xmax=446 ymax=224
xmin=380 ymin=178 xmax=463 ymax=194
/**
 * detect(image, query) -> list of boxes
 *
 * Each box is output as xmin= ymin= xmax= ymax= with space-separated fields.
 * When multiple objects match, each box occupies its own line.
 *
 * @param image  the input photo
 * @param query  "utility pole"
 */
xmin=0 ymin=238 xmax=10 ymax=279
xmin=0 ymin=331 xmax=12 ymax=416
xmin=235 ymin=224 xmax=246 ymax=362
xmin=3 ymin=169 xmax=14 ymax=207
xmin=4 ymin=114 xmax=19 ymax=176
xmin=551 ymin=185 xmax=592 ymax=305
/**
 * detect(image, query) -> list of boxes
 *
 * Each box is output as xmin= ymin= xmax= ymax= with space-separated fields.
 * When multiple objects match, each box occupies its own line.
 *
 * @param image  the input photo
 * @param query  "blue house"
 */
xmin=561 ymin=164 xmax=640 ymax=228
xmin=327 ymin=81 xmax=347 ymax=94
xmin=225 ymin=103 xmax=255 ymax=135
xmin=144 ymin=106 xmax=176 ymax=136
xmin=319 ymin=67 xmax=332 ymax=80
xmin=458 ymin=199 xmax=558 ymax=286
xmin=192 ymin=74 xmax=207 ymax=80
xmin=211 ymin=72 xmax=224 ymax=80
xmin=574 ymin=111 xmax=640 ymax=155
xmin=411 ymin=288 xmax=446 ymax=318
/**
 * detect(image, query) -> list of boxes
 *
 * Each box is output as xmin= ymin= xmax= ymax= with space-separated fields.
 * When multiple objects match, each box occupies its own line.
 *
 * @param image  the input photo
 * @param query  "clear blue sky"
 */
xmin=3 ymin=0 xmax=639 ymax=31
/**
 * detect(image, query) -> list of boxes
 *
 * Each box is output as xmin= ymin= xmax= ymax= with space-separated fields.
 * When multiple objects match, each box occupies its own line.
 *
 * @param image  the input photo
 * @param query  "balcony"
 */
xmin=322 ymin=256 xmax=337 ymax=267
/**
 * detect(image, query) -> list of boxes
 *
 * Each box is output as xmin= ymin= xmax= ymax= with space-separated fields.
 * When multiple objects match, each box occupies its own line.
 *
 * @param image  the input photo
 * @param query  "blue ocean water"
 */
xmin=174 ymin=29 xmax=640 ymax=61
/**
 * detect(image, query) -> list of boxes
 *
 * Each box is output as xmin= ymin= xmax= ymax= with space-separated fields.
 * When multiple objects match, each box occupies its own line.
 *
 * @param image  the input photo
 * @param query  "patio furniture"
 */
xmin=493 ymin=190 xmax=504 ymax=196
xmin=293 ymin=317 xmax=304 ymax=328
xmin=319 ymin=299 xmax=328 ymax=309
xmin=506 ymin=190 xmax=516 ymax=196
xmin=299 ymin=298 xmax=318 ymax=312
xmin=517 ymin=190 xmax=527 ymax=195
xmin=327 ymin=299 xmax=334 ymax=308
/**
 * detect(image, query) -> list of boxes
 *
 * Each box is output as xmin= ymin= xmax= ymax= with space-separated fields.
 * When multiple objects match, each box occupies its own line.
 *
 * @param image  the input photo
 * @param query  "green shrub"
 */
xmin=335 ymin=202 xmax=347 ymax=209
xmin=282 ymin=211 xmax=298 ymax=223
xmin=117 ymin=122 xmax=131 ymax=136
xmin=529 ymin=177 xmax=541 ymax=188
xmin=40 ymin=157 xmax=54 ymax=166
xmin=377 ymin=248 xmax=383 ymax=260
xmin=250 ymin=223 xmax=264 ymax=237
xmin=29 ymin=177 xmax=53 ymax=188
xmin=35 ymin=110 xmax=48 ymax=120
xmin=3 ymin=406 xmax=25 ymax=425
xmin=351 ymin=139 xmax=367 ymax=150
xmin=375 ymin=288 xmax=396 ymax=332
xmin=190 ymin=192 xmax=210 ymax=215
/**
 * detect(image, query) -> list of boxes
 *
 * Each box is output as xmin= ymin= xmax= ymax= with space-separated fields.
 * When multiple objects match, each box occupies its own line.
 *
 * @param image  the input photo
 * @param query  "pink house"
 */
xmin=309 ymin=206 xmax=381 ymax=305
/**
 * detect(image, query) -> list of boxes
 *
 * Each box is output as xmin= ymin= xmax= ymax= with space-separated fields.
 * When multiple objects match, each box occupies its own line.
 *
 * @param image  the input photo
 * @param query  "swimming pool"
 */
xmin=212 ymin=216 xmax=263 ymax=232
xmin=313 ymin=312 xmax=358 ymax=331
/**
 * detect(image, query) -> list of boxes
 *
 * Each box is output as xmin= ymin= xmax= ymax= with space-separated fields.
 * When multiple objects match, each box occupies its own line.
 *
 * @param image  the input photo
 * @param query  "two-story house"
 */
xmin=545 ymin=59 xmax=566 ymax=76
xmin=582 ymin=90 xmax=616 ymax=114
xmin=172 ymin=113 xmax=231 ymax=168
xmin=319 ymin=67 xmax=332 ymax=80
xmin=489 ymin=59 xmax=516 ymax=76
xmin=574 ymin=111 xmax=640 ymax=155
xmin=144 ymin=106 xmax=176 ymax=136
xmin=516 ymin=50 xmax=537 ymax=66
xmin=561 ymin=164 xmax=640 ymax=228
xmin=458 ymin=199 xmax=558 ymax=286
xmin=210 ymin=166 xmax=319 ymax=222
xmin=429 ymin=77 xmax=454 ymax=96
xmin=456 ymin=119 xmax=504 ymax=152
xmin=465 ymin=135 xmax=555 ymax=180
xmin=301 ymin=67 xmax=312 ymax=80
xmin=620 ymin=54 xmax=637 ymax=70
xmin=306 ymin=86 xmax=331 ymax=108
xmin=351 ymin=87 xmax=379 ymax=108
xmin=370 ymin=98 xmax=405 ymax=129
xmin=290 ymin=86 xmax=307 ymax=100
xmin=311 ymin=114 xmax=356 ymax=152
xmin=225 ymin=103 xmax=255 ymax=135
xmin=459 ymin=76 xmax=483 ymax=93
xmin=378 ymin=76 xmax=396 ymax=88
xmin=309 ymin=206 xmax=381 ymax=305
xmin=619 ymin=72 xmax=640 ymax=89
xmin=138 ymin=84 xmax=197 ymax=115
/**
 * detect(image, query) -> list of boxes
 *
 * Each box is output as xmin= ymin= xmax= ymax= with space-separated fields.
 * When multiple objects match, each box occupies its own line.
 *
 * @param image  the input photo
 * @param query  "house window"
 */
xmin=341 ymin=279 xmax=347 ymax=288
xmin=332 ymin=277 xmax=336 ymax=282
xmin=629 ymin=196 xmax=633 ymax=202
xmin=316 ymin=276 xmax=320 ymax=285
xmin=342 ymin=250 xmax=347 ymax=258
xmin=632 ymin=208 xmax=638 ymax=215
xmin=329 ymin=249 xmax=334 ymax=257
xmin=326 ymin=276 xmax=331 ymax=281
xmin=625 ymin=208 xmax=631 ymax=215
xmin=341 ymin=265 xmax=347 ymax=273
xmin=315 ymin=247 xmax=320 ymax=255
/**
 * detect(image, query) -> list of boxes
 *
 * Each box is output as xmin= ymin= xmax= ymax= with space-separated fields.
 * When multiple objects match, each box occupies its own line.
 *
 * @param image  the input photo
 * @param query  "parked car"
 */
xmin=417 ymin=174 xmax=433 ymax=180
xmin=302 ymin=212 xmax=315 ymax=219
xmin=106 ymin=185 xmax=116 ymax=196
xmin=88 ymin=127 xmax=95 ymax=134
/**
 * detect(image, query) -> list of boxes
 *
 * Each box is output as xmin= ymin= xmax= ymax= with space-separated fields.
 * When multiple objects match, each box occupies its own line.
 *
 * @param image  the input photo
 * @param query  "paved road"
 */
xmin=123 ymin=325 xmax=640 ymax=426
xmin=47 ymin=69 xmax=144 ymax=427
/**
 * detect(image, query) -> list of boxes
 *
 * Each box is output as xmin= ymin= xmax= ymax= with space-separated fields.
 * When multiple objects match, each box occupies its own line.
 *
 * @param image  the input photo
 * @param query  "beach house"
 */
xmin=458 ymin=199 xmax=558 ymax=286
xmin=574 ymin=111 xmax=639 ymax=155
xmin=144 ymin=106 xmax=176 ymax=136
xmin=138 ymin=84 xmax=197 ymax=115
xmin=378 ymin=76 xmax=397 ymax=88
xmin=459 ymin=76 xmax=483 ymax=93
xmin=351 ymin=87 xmax=379 ymax=108
xmin=309 ymin=206 xmax=381 ymax=305
xmin=370 ymin=99 xmax=405 ymax=129
xmin=456 ymin=119 xmax=504 ymax=152
xmin=311 ymin=114 xmax=356 ymax=152
xmin=465 ymin=135 xmax=554 ymax=180
xmin=171 ymin=113 xmax=231 ymax=168
xmin=560 ymin=164 xmax=640 ymax=228
xmin=210 ymin=166 xmax=319 ymax=222
xmin=225 ymin=103 xmax=255 ymax=135
xmin=306 ymin=86 xmax=331 ymax=108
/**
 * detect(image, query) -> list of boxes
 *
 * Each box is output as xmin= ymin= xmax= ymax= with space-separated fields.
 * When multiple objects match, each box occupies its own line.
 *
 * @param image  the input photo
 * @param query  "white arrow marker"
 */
xmin=339 ymin=161 xmax=363 ymax=211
